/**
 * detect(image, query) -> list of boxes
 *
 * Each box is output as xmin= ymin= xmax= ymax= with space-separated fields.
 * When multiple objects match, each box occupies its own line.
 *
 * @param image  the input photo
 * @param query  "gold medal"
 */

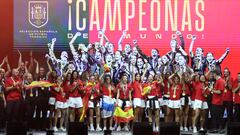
xmin=41 ymin=87 xmax=44 ymax=90
xmin=90 ymin=95 xmax=94 ymax=100
xmin=173 ymin=95 xmax=176 ymax=98
xmin=182 ymin=92 xmax=186 ymax=96
xmin=224 ymin=89 xmax=227 ymax=93
xmin=30 ymin=93 xmax=33 ymax=97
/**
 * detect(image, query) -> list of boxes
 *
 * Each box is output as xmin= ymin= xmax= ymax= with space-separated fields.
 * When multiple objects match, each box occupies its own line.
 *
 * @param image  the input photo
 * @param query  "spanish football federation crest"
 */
xmin=28 ymin=1 xmax=48 ymax=28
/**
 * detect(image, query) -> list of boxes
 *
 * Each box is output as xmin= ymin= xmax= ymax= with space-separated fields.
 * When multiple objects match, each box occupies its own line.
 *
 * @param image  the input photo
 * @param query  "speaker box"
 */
xmin=6 ymin=122 xmax=27 ymax=135
xmin=68 ymin=122 xmax=88 ymax=135
xmin=227 ymin=122 xmax=240 ymax=135
xmin=132 ymin=122 xmax=153 ymax=135
xmin=159 ymin=122 xmax=180 ymax=135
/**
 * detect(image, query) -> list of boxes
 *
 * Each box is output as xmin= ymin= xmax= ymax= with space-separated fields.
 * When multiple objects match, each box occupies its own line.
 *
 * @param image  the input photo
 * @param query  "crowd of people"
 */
xmin=0 ymin=30 xmax=239 ymax=134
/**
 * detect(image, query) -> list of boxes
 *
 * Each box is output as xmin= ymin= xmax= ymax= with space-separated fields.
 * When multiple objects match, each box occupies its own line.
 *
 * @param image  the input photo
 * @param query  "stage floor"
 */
xmin=0 ymin=131 xmax=225 ymax=135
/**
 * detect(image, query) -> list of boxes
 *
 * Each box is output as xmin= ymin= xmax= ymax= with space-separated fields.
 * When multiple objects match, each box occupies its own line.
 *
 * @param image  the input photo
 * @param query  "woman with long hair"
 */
xmin=68 ymin=70 xmax=83 ymax=122
xmin=192 ymin=74 xmax=210 ymax=133
xmin=100 ymin=74 xmax=116 ymax=130
xmin=166 ymin=73 xmax=183 ymax=123
xmin=132 ymin=72 xmax=145 ymax=122
xmin=116 ymin=73 xmax=133 ymax=131
xmin=87 ymin=74 xmax=101 ymax=131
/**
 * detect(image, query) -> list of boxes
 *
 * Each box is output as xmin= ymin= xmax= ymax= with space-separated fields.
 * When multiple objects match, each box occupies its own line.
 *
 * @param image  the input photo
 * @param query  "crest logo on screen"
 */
xmin=28 ymin=1 xmax=48 ymax=28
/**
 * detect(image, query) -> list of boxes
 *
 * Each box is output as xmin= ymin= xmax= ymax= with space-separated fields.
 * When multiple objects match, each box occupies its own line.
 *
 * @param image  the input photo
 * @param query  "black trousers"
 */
xmin=223 ymin=101 xmax=233 ymax=122
xmin=35 ymin=97 xmax=49 ymax=130
xmin=234 ymin=104 xmax=240 ymax=122
xmin=6 ymin=99 xmax=21 ymax=123
xmin=211 ymin=104 xmax=224 ymax=130
xmin=0 ymin=98 xmax=5 ymax=129
xmin=25 ymin=97 xmax=37 ymax=129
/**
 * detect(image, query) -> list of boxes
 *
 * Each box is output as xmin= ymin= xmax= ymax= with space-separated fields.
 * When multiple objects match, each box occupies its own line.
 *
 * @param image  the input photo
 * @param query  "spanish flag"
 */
xmin=113 ymin=106 xmax=134 ymax=123
xmin=79 ymin=82 xmax=96 ymax=122
xmin=142 ymin=86 xmax=151 ymax=96
xmin=25 ymin=80 xmax=56 ymax=89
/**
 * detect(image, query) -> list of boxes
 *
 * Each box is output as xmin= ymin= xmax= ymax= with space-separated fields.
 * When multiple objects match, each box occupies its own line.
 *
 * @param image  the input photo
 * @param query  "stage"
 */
xmin=0 ymin=130 xmax=225 ymax=135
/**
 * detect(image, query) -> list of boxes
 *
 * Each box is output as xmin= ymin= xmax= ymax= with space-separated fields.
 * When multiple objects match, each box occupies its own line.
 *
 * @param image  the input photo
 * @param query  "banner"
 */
xmin=14 ymin=0 xmax=240 ymax=76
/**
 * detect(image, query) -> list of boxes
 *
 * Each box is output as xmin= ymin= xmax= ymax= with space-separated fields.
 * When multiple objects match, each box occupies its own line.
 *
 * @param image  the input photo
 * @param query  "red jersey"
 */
xmin=169 ymin=84 xmax=182 ymax=100
xmin=101 ymin=84 xmax=115 ymax=97
xmin=4 ymin=77 xmax=22 ymax=101
xmin=192 ymin=81 xmax=209 ymax=101
xmin=163 ymin=79 xmax=170 ymax=95
xmin=132 ymin=81 xmax=143 ymax=99
xmin=53 ymin=84 xmax=67 ymax=102
xmin=68 ymin=79 xmax=83 ymax=97
xmin=117 ymin=83 xmax=132 ymax=100
xmin=143 ymin=81 xmax=160 ymax=97
xmin=84 ymin=82 xmax=100 ymax=100
xmin=183 ymin=83 xmax=191 ymax=96
xmin=222 ymin=77 xmax=234 ymax=102
xmin=212 ymin=77 xmax=225 ymax=105
xmin=233 ymin=79 xmax=240 ymax=104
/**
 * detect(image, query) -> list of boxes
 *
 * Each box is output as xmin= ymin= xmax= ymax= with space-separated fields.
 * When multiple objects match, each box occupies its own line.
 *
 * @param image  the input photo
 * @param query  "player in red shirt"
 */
xmin=100 ymin=74 xmax=116 ymax=131
xmin=87 ymin=74 xmax=101 ymax=131
xmin=116 ymin=73 xmax=133 ymax=131
xmin=4 ymin=68 xmax=23 ymax=123
xmin=53 ymin=76 xmax=68 ymax=132
xmin=222 ymin=68 xmax=234 ymax=123
xmin=208 ymin=70 xmax=225 ymax=133
xmin=180 ymin=72 xmax=192 ymax=132
xmin=68 ymin=70 xmax=84 ymax=122
xmin=232 ymin=73 xmax=240 ymax=122
xmin=166 ymin=73 xmax=183 ymax=124
xmin=132 ymin=70 xmax=145 ymax=123
xmin=143 ymin=74 xmax=161 ymax=132
xmin=192 ymin=74 xmax=210 ymax=133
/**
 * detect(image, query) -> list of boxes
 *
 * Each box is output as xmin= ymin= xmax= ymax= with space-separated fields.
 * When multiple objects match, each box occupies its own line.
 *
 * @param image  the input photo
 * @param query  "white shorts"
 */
xmin=55 ymin=101 xmax=68 ymax=109
xmin=88 ymin=100 xmax=100 ymax=108
xmin=133 ymin=98 xmax=145 ymax=108
xmin=117 ymin=99 xmax=131 ymax=108
xmin=68 ymin=97 xmax=83 ymax=108
xmin=167 ymin=100 xmax=181 ymax=109
xmin=180 ymin=96 xmax=191 ymax=106
xmin=48 ymin=97 xmax=56 ymax=105
xmin=190 ymin=100 xmax=195 ymax=108
xmin=146 ymin=96 xmax=160 ymax=109
xmin=162 ymin=97 xmax=169 ymax=106
xmin=158 ymin=98 xmax=164 ymax=107
xmin=193 ymin=100 xmax=208 ymax=110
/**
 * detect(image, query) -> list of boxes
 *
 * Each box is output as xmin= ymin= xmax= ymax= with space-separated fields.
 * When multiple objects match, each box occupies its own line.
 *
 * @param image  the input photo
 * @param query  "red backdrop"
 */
xmin=0 ymin=0 xmax=240 ymax=77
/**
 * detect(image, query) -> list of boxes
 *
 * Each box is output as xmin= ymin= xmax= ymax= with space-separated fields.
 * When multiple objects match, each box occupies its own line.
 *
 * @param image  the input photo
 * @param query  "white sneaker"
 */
xmin=193 ymin=127 xmax=198 ymax=133
xmin=53 ymin=126 xmax=58 ymax=132
xmin=110 ymin=127 xmax=114 ymax=130
xmin=89 ymin=126 xmax=95 ymax=131
xmin=184 ymin=127 xmax=188 ymax=132
xmin=117 ymin=126 xmax=121 ymax=131
xmin=124 ymin=126 xmax=129 ymax=131
xmin=103 ymin=127 xmax=107 ymax=130
xmin=153 ymin=126 xmax=156 ymax=132
xmin=59 ymin=127 xmax=66 ymax=132
xmin=180 ymin=126 xmax=184 ymax=131
xmin=189 ymin=127 xmax=193 ymax=131
xmin=200 ymin=128 xmax=204 ymax=131
xmin=155 ymin=126 xmax=159 ymax=132
xmin=96 ymin=126 xmax=102 ymax=131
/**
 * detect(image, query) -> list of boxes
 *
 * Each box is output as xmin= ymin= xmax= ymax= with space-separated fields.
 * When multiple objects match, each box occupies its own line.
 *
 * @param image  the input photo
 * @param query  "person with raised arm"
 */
xmin=166 ymin=72 xmax=183 ymax=123
xmin=206 ymin=48 xmax=230 ymax=75
xmin=189 ymin=35 xmax=207 ymax=74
